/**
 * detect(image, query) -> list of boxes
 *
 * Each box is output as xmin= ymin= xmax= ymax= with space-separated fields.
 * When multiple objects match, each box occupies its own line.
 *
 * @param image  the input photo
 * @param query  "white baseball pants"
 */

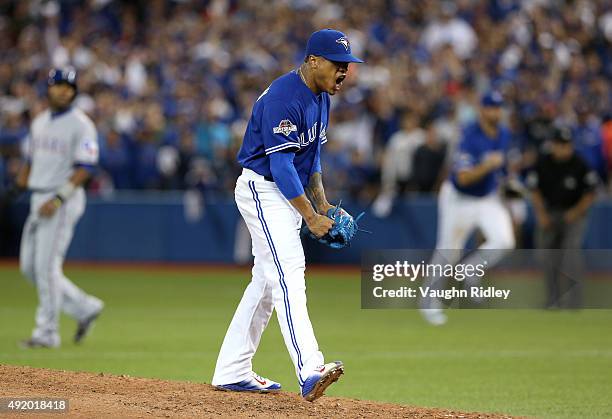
xmin=212 ymin=169 xmax=324 ymax=386
xmin=422 ymin=181 xmax=515 ymax=307
xmin=20 ymin=189 xmax=103 ymax=346
xmin=435 ymin=180 xmax=515 ymax=253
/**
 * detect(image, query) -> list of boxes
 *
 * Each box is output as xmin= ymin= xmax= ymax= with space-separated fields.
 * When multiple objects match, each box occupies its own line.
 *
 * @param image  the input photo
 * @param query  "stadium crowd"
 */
xmin=1 ymin=0 xmax=612 ymax=203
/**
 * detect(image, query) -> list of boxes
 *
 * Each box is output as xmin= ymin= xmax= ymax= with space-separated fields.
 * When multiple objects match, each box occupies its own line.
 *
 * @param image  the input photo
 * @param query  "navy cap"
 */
xmin=305 ymin=29 xmax=364 ymax=63
xmin=481 ymin=91 xmax=504 ymax=107
xmin=48 ymin=67 xmax=77 ymax=89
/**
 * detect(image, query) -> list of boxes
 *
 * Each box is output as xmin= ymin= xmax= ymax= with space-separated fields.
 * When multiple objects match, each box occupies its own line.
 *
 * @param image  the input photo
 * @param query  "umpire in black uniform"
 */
xmin=528 ymin=127 xmax=598 ymax=308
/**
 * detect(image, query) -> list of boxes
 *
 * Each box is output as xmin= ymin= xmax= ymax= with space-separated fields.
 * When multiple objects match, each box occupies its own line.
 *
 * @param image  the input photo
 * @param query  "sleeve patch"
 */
xmin=81 ymin=138 xmax=98 ymax=157
xmin=273 ymin=119 xmax=298 ymax=137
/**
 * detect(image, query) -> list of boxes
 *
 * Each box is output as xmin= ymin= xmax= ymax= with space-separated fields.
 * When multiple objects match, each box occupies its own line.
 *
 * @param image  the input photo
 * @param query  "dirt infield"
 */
xmin=0 ymin=365 xmax=516 ymax=418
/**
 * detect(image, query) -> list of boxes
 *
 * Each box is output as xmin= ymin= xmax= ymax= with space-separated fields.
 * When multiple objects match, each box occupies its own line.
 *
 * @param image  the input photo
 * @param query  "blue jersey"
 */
xmin=450 ymin=121 xmax=511 ymax=197
xmin=237 ymin=71 xmax=329 ymax=187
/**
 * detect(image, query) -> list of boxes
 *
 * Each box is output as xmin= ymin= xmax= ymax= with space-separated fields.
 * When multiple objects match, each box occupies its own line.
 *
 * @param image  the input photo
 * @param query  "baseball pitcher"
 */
xmin=212 ymin=29 xmax=363 ymax=401
xmin=17 ymin=68 xmax=104 ymax=348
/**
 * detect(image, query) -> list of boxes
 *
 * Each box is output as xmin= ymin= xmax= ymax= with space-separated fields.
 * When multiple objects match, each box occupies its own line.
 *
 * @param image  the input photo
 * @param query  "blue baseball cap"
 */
xmin=481 ymin=91 xmax=504 ymax=107
xmin=305 ymin=29 xmax=364 ymax=63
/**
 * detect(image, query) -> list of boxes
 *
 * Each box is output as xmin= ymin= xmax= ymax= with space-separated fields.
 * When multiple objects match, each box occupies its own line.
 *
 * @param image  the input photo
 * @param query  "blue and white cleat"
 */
xmin=215 ymin=372 xmax=281 ymax=393
xmin=301 ymin=361 xmax=344 ymax=402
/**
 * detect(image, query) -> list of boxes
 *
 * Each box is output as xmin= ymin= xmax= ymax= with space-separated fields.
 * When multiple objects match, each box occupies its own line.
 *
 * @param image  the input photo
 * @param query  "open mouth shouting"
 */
xmin=334 ymin=74 xmax=346 ymax=92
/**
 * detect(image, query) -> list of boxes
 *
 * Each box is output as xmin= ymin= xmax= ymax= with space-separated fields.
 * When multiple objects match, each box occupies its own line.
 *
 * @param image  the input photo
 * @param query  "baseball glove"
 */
xmin=306 ymin=202 xmax=366 ymax=249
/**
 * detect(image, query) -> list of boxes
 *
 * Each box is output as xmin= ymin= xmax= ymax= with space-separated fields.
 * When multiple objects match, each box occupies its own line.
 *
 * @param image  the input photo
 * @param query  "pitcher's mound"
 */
xmin=0 ymin=365 xmax=513 ymax=418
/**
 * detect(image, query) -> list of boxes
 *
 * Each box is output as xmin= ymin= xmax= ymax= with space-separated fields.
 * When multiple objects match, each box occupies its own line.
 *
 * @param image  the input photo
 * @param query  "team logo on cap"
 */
xmin=273 ymin=119 xmax=298 ymax=137
xmin=336 ymin=36 xmax=350 ymax=51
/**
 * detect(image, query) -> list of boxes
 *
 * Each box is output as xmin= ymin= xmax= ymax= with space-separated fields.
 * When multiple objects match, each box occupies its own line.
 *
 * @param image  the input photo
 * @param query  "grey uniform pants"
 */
xmin=20 ymin=189 xmax=102 ymax=346
xmin=536 ymin=211 xmax=587 ymax=309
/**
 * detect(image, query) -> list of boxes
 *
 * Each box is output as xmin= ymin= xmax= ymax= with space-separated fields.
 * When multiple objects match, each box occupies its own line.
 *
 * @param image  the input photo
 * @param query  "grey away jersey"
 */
xmin=25 ymin=108 xmax=99 ymax=190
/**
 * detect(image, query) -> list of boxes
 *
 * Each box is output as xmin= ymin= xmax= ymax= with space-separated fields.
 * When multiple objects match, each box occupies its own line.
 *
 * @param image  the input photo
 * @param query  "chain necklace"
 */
xmin=297 ymin=67 xmax=308 ymax=85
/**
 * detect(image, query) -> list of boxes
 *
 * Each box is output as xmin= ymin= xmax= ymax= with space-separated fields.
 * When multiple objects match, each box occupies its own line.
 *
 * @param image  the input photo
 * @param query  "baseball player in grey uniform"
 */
xmin=16 ymin=68 xmax=104 ymax=348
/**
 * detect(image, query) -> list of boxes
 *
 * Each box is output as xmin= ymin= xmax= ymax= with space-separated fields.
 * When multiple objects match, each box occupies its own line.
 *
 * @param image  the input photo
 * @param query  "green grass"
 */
xmin=1 ymin=265 xmax=611 ymax=418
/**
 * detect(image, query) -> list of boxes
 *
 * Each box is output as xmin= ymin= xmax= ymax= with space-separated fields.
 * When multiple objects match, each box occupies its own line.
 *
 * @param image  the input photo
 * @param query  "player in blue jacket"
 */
xmin=212 ymin=29 xmax=363 ymax=402
xmin=420 ymin=92 xmax=516 ymax=325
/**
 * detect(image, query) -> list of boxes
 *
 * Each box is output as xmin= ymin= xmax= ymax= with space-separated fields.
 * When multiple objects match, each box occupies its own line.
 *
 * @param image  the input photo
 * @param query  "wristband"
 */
xmin=56 ymin=182 xmax=76 ymax=201
xmin=52 ymin=196 xmax=64 ymax=207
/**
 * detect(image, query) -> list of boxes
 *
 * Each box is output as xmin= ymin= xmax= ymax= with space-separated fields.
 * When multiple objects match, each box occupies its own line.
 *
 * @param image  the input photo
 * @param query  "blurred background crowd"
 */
xmin=1 ymin=0 xmax=612 ymax=204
